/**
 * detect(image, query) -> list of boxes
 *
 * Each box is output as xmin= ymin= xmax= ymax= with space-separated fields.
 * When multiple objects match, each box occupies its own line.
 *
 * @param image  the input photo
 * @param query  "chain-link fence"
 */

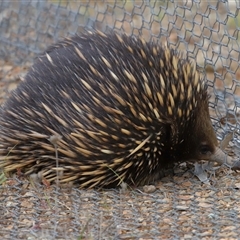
xmin=1 ymin=0 xmax=240 ymax=239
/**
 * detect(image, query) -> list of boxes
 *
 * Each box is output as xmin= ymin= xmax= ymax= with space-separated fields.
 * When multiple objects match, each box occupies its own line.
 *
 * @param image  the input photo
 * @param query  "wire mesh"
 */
xmin=1 ymin=0 xmax=240 ymax=239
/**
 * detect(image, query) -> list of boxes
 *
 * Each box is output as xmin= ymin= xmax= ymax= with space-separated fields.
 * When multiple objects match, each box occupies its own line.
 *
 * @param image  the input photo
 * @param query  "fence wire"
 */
xmin=1 ymin=0 xmax=240 ymax=239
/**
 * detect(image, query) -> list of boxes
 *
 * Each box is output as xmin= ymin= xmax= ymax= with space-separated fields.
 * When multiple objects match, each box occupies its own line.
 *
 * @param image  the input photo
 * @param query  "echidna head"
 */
xmin=192 ymin=103 xmax=218 ymax=160
xmin=179 ymin=97 xmax=220 ymax=163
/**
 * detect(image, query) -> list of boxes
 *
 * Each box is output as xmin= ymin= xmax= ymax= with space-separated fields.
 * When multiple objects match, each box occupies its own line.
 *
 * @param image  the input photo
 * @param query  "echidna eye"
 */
xmin=199 ymin=144 xmax=211 ymax=155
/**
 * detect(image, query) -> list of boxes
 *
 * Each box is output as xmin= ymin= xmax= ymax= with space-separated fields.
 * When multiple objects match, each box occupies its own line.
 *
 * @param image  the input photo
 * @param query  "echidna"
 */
xmin=0 ymin=31 xmax=234 ymax=188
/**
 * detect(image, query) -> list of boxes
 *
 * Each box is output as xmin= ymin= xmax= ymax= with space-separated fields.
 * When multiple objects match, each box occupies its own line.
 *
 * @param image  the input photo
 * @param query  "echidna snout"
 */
xmin=0 ymin=31 xmax=234 ymax=188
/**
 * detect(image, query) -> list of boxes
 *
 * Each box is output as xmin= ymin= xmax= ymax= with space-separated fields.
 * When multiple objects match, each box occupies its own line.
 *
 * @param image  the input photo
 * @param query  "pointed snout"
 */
xmin=209 ymin=147 xmax=235 ymax=167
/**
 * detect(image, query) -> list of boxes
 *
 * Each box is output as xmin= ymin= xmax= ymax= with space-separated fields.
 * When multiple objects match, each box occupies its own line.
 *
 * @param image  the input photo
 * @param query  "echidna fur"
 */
xmin=0 ymin=30 xmax=233 ymax=188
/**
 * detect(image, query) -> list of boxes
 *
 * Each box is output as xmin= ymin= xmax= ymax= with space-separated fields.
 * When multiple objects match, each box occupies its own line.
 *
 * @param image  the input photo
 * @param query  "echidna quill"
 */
xmin=0 ymin=31 xmax=236 ymax=188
